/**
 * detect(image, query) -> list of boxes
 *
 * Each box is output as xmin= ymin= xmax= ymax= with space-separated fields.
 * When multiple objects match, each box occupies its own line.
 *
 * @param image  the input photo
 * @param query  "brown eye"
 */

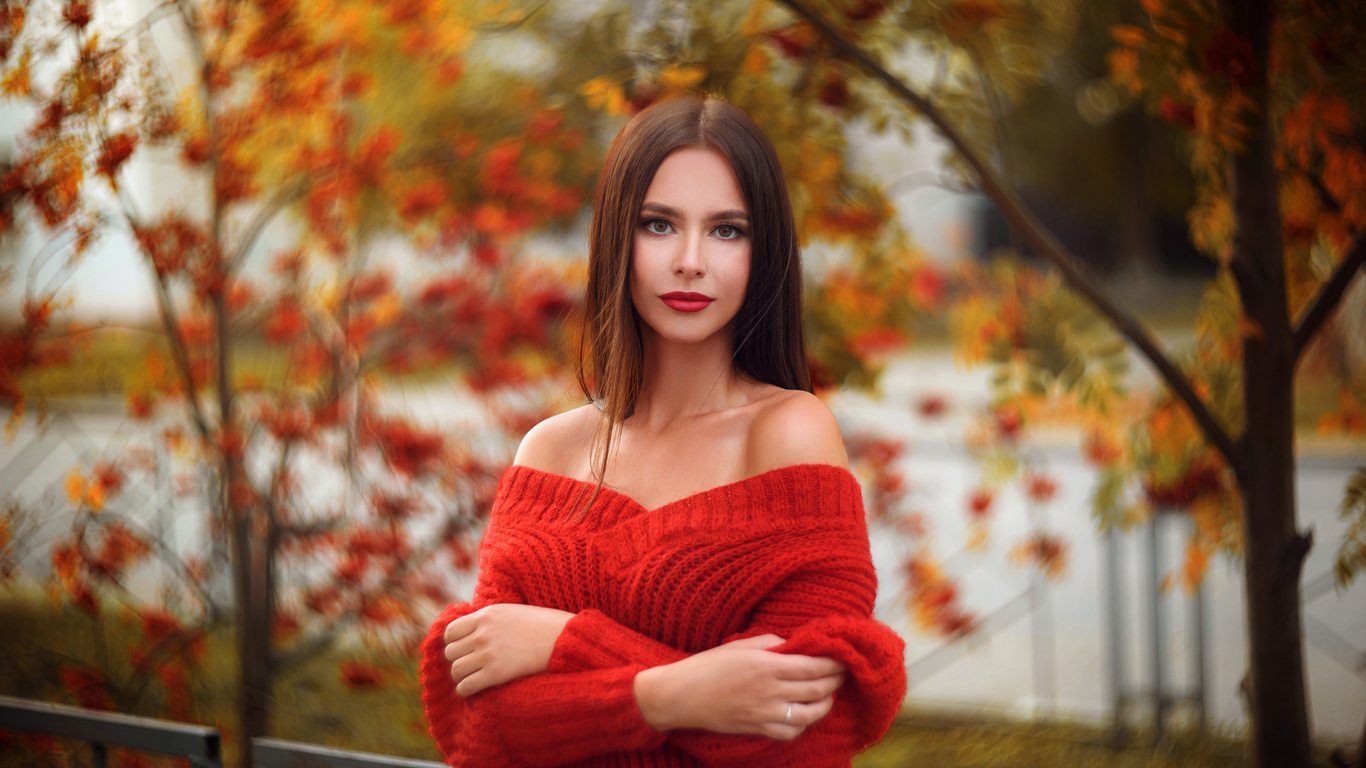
xmin=643 ymin=219 xmax=673 ymax=235
xmin=713 ymin=224 xmax=743 ymax=240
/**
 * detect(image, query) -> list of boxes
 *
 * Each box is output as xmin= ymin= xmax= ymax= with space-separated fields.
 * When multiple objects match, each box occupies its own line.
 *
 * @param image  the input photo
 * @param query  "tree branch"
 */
xmin=775 ymin=0 xmax=1243 ymax=472
xmin=150 ymin=255 xmax=215 ymax=444
xmin=271 ymin=529 xmax=455 ymax=671
xmin=1292 ymin=229 xmax=1366 ymax=361
xmin=228 ymin=180 xmax=307 ymax=273
xmin=115 ymin=0 xmax=181 ymax=42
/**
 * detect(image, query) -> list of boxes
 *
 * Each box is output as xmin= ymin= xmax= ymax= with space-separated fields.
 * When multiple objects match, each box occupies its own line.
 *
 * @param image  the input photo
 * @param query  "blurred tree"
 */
xmin=737 ymin=0 xmax=1363 ymax=766
xmin=977 ymin=0 xmax=1210 ymax=290
xmin=3 ymin=2 xmax=1363 ymax=767
xmin=0 ymin=0 xmax=589 ymax=754
xmin=0 ymin=0 xmax=960 ymax=758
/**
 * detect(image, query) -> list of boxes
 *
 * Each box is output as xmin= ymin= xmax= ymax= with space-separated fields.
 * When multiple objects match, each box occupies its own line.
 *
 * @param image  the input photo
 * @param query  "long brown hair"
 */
xmin=576 ymin=95 xmax=810 ymax=500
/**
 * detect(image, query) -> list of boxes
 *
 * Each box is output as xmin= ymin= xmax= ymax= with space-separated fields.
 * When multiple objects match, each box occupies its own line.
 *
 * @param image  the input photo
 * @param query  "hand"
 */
xmin=443 ymin=604 xmax=575 ymax=697
xmin=633 ymin=634 xmax=846 ymax=740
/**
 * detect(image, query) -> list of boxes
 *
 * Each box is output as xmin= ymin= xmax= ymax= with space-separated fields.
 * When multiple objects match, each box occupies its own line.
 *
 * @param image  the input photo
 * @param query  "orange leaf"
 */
xmin=65 ymin=469 xmax=87 ymax=508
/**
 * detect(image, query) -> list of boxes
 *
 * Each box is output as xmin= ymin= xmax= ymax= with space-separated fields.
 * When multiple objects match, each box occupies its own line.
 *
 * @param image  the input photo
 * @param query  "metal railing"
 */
xmin=0 ymin=694 xmax=222 ymax=768
xmin=252 ymin=738 xmax=443 ymax=768
xmin=0 ymin=695 xmax=445 ymax=768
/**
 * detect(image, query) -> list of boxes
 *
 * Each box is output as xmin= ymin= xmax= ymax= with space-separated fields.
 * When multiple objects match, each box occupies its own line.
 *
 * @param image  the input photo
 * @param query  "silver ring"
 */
xmin=783 ymin=702 xmax=793 ymax=726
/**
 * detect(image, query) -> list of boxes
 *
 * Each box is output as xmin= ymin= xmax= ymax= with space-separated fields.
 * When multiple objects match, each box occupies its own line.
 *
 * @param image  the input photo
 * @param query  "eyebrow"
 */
xmin=639 ymin=202 xmax=750 ymax=222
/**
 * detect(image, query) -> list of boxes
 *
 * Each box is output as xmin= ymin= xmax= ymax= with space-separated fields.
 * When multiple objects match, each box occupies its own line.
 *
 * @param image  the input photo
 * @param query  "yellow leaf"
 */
xmin=371 ymin=292 xmax=401 ymax=326
xmin=1181 ymin=543 xmax=1209 ymax=593
xmin=314 ymin=279 xmax=340 ymax=315
xmin=742 ymin=47 xmax=769 ymax=77
xmin=1189 ymin=191 xmax=1234 ymax=261
xmin=86 ymin=482 xmax=106 ymax=513
xmin=658 ymin=65 xmax=706 ymax=91
xmin=580 ymin=76 xmax=628 ymax=116
xmin=66 ymin=469 xmax=86 ymax=508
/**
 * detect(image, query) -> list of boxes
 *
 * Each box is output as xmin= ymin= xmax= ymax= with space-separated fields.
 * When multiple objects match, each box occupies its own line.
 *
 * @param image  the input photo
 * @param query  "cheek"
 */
xmin=731 ymin=246 xmax=753 ymax=300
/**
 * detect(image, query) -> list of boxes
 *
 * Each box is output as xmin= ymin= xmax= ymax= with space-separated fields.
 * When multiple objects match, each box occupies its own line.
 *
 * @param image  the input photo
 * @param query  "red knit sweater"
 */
xmin=419 ymin=462 xmax=907 ymax=768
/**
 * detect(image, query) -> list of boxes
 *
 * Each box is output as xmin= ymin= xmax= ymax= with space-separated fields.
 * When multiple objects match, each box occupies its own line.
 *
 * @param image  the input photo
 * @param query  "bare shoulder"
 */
xmin=512 ymin=404 xmax=599 ymax=477
xmin=745 ymin=389 xmax=848 ymax=475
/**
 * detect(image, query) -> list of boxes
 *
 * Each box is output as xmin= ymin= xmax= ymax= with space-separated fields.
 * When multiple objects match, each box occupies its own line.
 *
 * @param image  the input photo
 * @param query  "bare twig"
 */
xmin=116 ymin=0 xmax=181 ymax=42
xmin=228 ymin=180 xmax=308 ymax=272
xmin=774 ymin=0 xmax=1243 ymax=472
xmin=150 ymin=266 xmax=215 ymax=443
xmin=474 ymin=0 xmax=552 ymax=33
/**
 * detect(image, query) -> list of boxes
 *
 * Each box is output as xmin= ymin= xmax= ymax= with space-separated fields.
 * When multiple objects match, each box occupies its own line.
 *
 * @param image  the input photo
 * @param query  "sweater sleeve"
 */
xmin=418 ymin=562 xmax=904 ymax=768
xmin=546 ymin=547 xmax=907 ymax=768
xmin=418 ymin=601 xmax=667 ymax=768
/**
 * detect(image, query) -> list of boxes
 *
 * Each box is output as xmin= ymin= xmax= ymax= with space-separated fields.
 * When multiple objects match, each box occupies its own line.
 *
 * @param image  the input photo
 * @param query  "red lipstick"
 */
xmin=660 ymin=291 xmax=714 ymax=313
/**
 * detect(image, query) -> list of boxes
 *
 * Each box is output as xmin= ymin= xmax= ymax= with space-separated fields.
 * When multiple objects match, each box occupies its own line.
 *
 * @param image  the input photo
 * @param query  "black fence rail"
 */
xmin=253 ymin=739 xmax=443 ymax=768
xmin=0 ymin=696 xmax=444 ymax=768
xmin=0 ymin=694 xmax=222 ymax=768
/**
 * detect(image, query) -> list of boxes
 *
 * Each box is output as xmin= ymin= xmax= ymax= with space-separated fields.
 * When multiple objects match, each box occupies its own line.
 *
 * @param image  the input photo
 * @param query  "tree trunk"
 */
xmin=1226 ymin=0 xmax=1314 ymax=766
xmin=233 ymin=492 xmax=272 ymax=741
xmin=1237 ymin=364 xmax=1313 ymax=768
xmin=217 ymin=284 xmax=271 ymax=755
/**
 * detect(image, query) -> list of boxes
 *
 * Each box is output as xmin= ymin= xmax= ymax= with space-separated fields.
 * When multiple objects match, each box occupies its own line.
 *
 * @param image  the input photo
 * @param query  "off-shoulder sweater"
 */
xmin=419 ymin=462 xmax=907 ymax=768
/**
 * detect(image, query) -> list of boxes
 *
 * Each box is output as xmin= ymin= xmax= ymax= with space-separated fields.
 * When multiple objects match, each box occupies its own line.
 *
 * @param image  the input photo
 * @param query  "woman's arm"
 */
xmin=544 ymin=551 xmax=906 ymax=767
xmin=421 ymin=600 xmax=669 ymax=768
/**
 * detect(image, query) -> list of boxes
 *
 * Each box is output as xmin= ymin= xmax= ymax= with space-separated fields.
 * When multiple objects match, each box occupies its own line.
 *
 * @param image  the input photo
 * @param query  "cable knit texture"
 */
xmin=419 ymin=462 xmax=907 ymax=768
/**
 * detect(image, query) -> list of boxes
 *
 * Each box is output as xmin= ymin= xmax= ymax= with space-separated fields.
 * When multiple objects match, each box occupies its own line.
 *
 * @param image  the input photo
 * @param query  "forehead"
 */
xmin=643 ymin=147 xmax=748 ymax=214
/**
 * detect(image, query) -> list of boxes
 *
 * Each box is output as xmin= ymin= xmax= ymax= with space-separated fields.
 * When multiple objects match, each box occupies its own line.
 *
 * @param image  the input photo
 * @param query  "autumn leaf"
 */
xmin=96 ymin=131 xmax=138 ymax=182
xmin=1110 ymin=25 xmax=1147 ymax=48
xmin=658 ymin=64 xmax=706 ymax=91
xmin=339 ymin=660 xmax=387 ymax=690
xmin=1 ymin=48 xmax=31 ymax=96
xmin=580 ymin=75 xmax=627 ymax=116
xmin=60 ymin=665 xmax=113 ymax=710
xmin=1009 ymin=532 xmax=1069 ymax=580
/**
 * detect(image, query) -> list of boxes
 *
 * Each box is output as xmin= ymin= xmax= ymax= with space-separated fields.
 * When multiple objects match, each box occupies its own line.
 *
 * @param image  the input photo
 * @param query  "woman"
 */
xmin=419 ymin=96 xmax=906 ymax=767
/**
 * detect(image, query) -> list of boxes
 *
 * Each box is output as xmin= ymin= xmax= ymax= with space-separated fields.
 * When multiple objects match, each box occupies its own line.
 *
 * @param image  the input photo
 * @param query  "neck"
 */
xmin=633 ymin=326 xmax=746 ymax=430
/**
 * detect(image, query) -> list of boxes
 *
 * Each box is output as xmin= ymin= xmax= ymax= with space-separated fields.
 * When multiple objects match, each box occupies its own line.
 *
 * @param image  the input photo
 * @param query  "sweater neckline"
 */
xmin=503 ymin=462 xmax=858 ymax=517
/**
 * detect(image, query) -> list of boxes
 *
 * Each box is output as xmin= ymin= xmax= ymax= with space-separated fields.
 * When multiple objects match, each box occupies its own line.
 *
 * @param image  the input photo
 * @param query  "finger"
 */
xmin=449 ymin=653 xmax=482 ymax=686
xmin=455 ymin=668 xmax=493 ymax=698
xmin=777 ymin=673 xmax=844 ymax=704
xmin=772 ymin=653 xmax=845 ymax=680
xmin=786 ymin=696 xmax=835 ymax=730
xmin=761 ymin=723 xmax=804 ymax=741
xmin=759 ymin=698 xmax=823 ymax=742
xmin=443 ymin=614 xmax=477 ymax=644
xmin=443 ymin=633 xmax=481 ymax=662
xmin=724 ymin=633 xmax=784 ymax=650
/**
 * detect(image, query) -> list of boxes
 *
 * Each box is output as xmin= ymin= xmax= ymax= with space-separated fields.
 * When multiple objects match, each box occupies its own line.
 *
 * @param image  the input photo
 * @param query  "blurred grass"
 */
xmin=0 ymin=592 xmax=438 ymax=767
xmin=0 ymin=592 xmax=1291 ymax=768
xmin=857 ymin=712 xmax=1251 ymax=768
xmin=16 ymin=329 xmax=290 ymax=403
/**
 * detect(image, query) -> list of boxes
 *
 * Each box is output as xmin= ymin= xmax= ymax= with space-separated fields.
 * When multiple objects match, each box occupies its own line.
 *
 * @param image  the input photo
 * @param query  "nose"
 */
xmin=674 ymin=230 xmax=705 ymax=277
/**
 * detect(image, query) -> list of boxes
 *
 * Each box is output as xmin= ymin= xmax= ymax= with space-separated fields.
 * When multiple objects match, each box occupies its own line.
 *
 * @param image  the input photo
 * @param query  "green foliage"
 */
xmin=1090 ymin=464 xmax=1131 ymax=531
xmin=1336 ymin=468 xmax=1366 ymax=590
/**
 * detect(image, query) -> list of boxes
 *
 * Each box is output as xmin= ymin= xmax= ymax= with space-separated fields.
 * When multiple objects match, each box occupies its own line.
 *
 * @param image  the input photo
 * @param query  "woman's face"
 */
xmin=630 ymin=147 xmax=751 ymax=348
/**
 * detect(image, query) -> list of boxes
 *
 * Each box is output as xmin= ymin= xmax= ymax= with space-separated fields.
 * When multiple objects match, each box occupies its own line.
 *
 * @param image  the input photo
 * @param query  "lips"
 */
xmin=660 ymin=292 xmax=714 ymax=313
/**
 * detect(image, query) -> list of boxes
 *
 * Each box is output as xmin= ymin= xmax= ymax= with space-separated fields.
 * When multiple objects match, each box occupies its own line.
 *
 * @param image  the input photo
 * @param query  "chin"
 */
xmin=641 ymin=317 xmax=734 ymax=347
